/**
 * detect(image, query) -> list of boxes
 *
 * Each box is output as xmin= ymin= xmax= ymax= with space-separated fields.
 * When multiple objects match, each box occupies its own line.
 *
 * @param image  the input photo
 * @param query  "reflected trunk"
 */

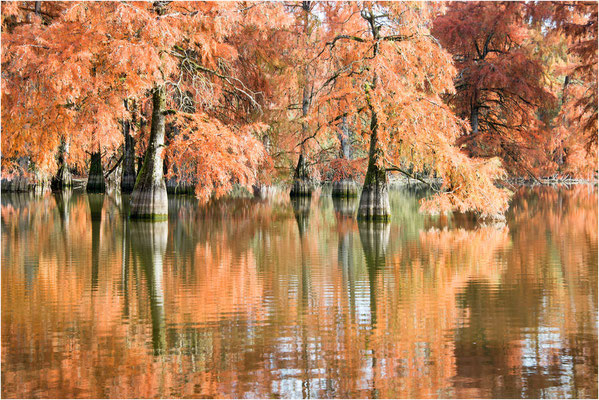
xmin=88 ymin=194 xmax=105 ymax=291
xmin=129 ymin=221 xmax=168 ymax=355
xmin=291 ymin=196 xmax=311 ymax=237
xmin=336 ymin=220 xmax=356 ymax=322
xmin=332 ymin=196 xmax=357 ymax=218
xmin=292 ymin=195 xmax=312 ymax=308
xmin=358 ymin=221 xmax=390 ymax=328
xmin=53 ymin=189 xmax=72 ymax=232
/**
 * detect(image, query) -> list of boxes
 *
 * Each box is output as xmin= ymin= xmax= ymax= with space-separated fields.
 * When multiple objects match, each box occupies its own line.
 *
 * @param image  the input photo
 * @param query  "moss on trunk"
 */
xmin=130 ymin=86 xmax=168 ymax=220
xmin=86 ymin=151 xmax=106 ymax=193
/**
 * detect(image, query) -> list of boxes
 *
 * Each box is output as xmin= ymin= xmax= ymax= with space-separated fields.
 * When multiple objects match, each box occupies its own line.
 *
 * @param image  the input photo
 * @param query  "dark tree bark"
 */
xmin=470 ymin=104 xmax=479 ymax=134
xmin=121 ymin=120 xmax=136 ymax=194
xmin=289 ymin=152 xmax=312 ymax=197
xmin=51 ymin=135 xmax=72 ymax=191
xmin=130 ymin=86 xmax=168 ymax=220
xmin=86 ymin=151 xmax=106 ymax=193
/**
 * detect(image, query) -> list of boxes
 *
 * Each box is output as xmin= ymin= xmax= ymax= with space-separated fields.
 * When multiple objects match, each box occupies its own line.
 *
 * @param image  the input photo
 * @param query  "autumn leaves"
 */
xmin=1 ymin=2 xmax=596 ymax=219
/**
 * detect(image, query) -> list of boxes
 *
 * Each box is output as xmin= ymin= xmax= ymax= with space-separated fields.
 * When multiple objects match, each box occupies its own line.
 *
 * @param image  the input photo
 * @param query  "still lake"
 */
xmin=1 ymin=186 xmax=597 ymax=398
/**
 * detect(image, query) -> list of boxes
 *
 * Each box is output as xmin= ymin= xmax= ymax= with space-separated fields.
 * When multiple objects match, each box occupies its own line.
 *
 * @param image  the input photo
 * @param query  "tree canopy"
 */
xmin=2 ymin=1 xmax=597 ymax=217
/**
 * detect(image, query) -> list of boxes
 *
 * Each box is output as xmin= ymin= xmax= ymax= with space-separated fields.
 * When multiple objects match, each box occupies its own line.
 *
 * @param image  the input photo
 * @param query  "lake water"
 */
xmin=1 ymin=186 xmax=597 ymax=398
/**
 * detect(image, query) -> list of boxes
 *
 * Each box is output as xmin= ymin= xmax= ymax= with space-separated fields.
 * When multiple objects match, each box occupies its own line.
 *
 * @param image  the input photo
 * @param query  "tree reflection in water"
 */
xmin=0 ymin=186 xmax=596 ymax=398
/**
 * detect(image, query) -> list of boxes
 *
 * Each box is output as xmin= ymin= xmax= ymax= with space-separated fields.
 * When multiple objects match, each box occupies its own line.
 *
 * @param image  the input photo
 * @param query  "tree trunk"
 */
xmin=130 ymin=86 xmax=168 ymax=220
xmin=290 ymin=33 xmax=314 ymax=198
xmin=86 ymin=151 xmax=106 ymax=193
xmin=332 ymin=115 xmax=358 ymax=198
xmin=51 ymin=135 xmax=72 ymax=191
xmin=253 ymin=132 xmax=273 ymax=199
xmin=357 ymin=112 xmax=390 ymax=221
xmin=121 ymin=120 xmax=136 ymax=194
xmin=339 ymin=115 xmax=351 ymax=159
xmin=470 ymin=105 xmax=479 ymax=134
xmin=289 ymin=152 xmax=312 ymax=197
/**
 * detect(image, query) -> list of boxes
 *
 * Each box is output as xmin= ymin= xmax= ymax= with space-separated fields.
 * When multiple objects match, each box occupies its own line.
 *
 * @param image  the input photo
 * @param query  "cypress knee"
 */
xmin=130 ymin=86 xmax=168 ymax=220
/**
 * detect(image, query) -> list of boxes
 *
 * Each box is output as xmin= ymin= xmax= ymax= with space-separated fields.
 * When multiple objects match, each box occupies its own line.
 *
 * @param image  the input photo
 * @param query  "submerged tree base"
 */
xmin=253 ymin=184 xmax=276 ymax=200
xmin=86 ymin=152 xmax=106 ymax=193
xmin=51 ymin=165 xmax=72 ymax=191
xmin=331 ymin=179 xmax=359 ymax=198
xmin=121 ymin=172 xmax=136 ymax=194
xmin=166 ymin=179 xmax=195 ymax=195
xmin=357 ymin=183 xmax=391 ymax=221
xmin=129 ymin=184 xmax=168 ymax=220
xmin=1 ymin=175 xmax=50 ymax=193
xmin=290 ymin=180 xmax=312 ymax=197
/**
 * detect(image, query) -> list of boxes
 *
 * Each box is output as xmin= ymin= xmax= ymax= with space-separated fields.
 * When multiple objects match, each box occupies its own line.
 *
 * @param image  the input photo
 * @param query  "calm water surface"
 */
xmin=1 ymin=186 xmax=597 ymax=398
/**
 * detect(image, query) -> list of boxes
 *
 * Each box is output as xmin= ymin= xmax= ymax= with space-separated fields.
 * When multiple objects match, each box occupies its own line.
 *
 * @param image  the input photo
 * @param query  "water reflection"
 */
xmin=88 ymin=194 xmax=105 ymax=291
xmin=358 ymin=221 xmax=390 ymax=329
xmin=291 ymin=195 xmax=311 ymax=237
xmin=1 ymin=186 xmax=597 ymax=398
xmin=130 ymin=221 xmax=168 ymax=355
